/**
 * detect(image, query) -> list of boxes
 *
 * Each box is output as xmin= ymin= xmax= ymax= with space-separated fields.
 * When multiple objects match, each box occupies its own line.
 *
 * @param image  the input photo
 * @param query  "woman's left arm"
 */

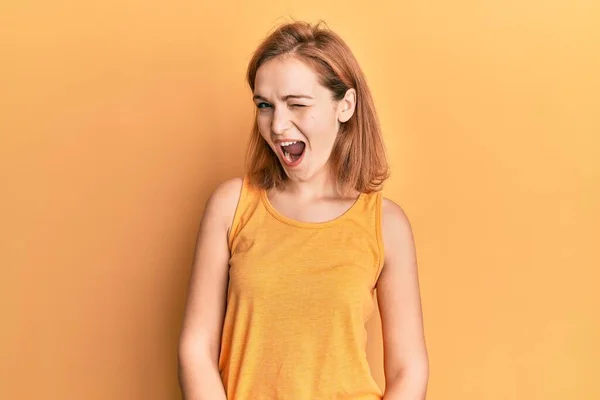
xmin=377 ymin=198 xmax=429 ymax=400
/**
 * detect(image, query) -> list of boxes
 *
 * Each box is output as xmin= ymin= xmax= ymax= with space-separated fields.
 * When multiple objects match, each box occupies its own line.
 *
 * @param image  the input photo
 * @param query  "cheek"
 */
xmin=304 ymin=112 xmax=338 ymax=146
xmin=256 ymin=116 xmax=271 ymax=139
xmin=302 ymin=111 xmax=329 ymax=136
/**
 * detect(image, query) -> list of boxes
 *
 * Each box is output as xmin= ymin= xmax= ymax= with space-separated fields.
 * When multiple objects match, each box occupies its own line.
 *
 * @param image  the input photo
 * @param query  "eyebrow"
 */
xmin=253 ymin=94 xmax=314 ymax=102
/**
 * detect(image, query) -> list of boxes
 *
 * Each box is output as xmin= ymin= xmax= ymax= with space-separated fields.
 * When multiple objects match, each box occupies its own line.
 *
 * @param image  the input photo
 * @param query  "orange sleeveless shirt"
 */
xmin=219 ymin=178 xmax=385 ymax=399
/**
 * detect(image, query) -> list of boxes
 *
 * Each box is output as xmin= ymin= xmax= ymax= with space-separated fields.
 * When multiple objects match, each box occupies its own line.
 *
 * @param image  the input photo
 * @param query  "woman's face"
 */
xmin=253 ymin=56 xmax=355 ymax=182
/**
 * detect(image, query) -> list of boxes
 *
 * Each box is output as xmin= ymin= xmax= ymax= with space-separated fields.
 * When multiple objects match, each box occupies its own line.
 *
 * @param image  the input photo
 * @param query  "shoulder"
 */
xmin=381 ymin=197 xmax=416 ymax=258
xmin=208 ymin=177 xmax=243 ymax=204
xmin=382 ymin=197 xmax=412 ymax=229
xmin=204 ymin=177 xmax=243 ymax=230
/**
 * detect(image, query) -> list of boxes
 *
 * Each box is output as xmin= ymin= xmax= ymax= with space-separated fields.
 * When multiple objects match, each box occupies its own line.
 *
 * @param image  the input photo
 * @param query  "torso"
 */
xmin=219 ymin=177 xmax=385 ymax=399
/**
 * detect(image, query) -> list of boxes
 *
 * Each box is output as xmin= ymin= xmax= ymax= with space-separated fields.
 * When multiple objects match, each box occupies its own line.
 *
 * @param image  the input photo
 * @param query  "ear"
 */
xmin=337 ymin=88 xmax=357 ymax=123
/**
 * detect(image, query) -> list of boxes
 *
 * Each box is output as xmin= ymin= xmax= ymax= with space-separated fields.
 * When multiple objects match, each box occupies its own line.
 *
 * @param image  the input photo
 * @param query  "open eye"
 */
xmin=256 ymin=102 xmax=271 ymax=109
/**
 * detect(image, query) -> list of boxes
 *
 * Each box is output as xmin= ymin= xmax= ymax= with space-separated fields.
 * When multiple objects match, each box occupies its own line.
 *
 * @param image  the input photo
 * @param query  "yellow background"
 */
xmin=1 ymin=1 xmax=598 ymax=399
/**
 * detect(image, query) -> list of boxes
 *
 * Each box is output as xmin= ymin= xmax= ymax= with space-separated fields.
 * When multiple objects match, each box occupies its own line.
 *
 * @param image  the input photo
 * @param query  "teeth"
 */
xmin=280 ymin=141 xmax=298 ymax=147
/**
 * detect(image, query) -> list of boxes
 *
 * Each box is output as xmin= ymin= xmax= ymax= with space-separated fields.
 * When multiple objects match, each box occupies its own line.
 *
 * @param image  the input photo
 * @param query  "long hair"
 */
xmin=245 ymin=20 xmax=389 ymax=195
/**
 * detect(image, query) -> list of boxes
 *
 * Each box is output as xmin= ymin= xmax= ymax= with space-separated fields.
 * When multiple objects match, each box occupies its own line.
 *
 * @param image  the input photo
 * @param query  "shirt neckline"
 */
xmin=260 ymin=188 xmax=365 ymax=229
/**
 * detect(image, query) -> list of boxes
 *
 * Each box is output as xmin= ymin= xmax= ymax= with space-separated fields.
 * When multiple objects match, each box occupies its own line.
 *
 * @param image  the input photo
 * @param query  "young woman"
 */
xmin=178 ymin=20 xmax=429 ymax=400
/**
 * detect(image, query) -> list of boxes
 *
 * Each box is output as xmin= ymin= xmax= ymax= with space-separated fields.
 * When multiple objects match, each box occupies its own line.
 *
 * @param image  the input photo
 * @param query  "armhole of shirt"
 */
xmin=226 ymin=177 xmax=247 ymax=251
xmin=373 ymin=191 xmax=385 ymax=288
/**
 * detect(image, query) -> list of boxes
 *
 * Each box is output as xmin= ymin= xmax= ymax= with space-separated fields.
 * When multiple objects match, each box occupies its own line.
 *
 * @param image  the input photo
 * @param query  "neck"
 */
xmin=282 ymin=167 xmax=353 ymax=199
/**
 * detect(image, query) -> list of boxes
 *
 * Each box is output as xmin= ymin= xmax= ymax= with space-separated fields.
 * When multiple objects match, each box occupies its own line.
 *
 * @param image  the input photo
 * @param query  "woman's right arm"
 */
xmin=178 ymin=178 xmax=242 ymax=400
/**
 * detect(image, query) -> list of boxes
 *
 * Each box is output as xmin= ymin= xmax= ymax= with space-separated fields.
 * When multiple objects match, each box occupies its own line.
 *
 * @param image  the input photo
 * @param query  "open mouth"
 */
xmin=279 ymin=141 xmax=306 ymax=165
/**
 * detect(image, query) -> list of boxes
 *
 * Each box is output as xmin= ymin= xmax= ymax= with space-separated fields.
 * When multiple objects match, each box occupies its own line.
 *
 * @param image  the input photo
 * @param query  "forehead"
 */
xmin=254 ymin=56 xmax=324 ymax=98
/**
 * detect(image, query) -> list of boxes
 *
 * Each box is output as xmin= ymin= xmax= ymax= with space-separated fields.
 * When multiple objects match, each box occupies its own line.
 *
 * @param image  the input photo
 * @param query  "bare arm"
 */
xmin=378 ymin=198 xmax=429 ymax=400
xmin=178 ymin=178 xmax=242 ymax=400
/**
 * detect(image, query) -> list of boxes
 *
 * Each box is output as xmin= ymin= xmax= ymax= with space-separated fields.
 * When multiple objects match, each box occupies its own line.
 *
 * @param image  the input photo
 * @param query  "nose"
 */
xmin=270 ymin=106 xmax=292 ymax=136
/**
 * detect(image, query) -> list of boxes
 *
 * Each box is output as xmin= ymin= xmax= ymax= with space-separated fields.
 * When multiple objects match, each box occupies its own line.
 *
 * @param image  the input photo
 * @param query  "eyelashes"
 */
xmin=256 ymin=103 xmax=306 ymax=110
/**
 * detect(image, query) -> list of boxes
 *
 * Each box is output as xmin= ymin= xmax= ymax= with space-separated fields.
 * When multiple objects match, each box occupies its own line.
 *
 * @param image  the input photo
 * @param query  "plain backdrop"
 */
xmin=1 ymin=1 xmax=599 ymax=399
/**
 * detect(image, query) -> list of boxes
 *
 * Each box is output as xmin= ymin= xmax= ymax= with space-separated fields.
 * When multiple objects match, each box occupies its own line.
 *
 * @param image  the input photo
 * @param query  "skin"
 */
xmin=178 ymin=56 xmax=429 ymax=400
xmin=252 ymin=56 xmax=361 ymax=220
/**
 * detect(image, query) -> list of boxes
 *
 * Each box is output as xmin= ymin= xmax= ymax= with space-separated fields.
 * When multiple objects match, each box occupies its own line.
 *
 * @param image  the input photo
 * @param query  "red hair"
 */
xmin=245 ymin=20 xmax=389 ymax=195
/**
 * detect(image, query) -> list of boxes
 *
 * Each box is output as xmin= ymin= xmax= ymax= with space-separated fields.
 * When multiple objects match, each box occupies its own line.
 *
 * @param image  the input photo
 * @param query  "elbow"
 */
xmin=178 ymin=336 xmax=194 ymax=364
xmin=413 ymin=362 xmax=429 ymax=387
xmin=178 ymin=339 xmax=202 ymax=365
xmin=177 ymin=342 xmax=196 ymax=378
xmin=384 ymin=358 xmax=430 ymax=396
xmin=178 ymin=335 xmax=218 ymax=369
xmin=177 ymin=339 xmax=214 ymax=388
xmin=387 ymin=349 xmax=429 ymax=383
xmin=177 ymin=343 xmax=192 ymax=368
xmin=387 ymin=362 xmax=429 ymax=385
